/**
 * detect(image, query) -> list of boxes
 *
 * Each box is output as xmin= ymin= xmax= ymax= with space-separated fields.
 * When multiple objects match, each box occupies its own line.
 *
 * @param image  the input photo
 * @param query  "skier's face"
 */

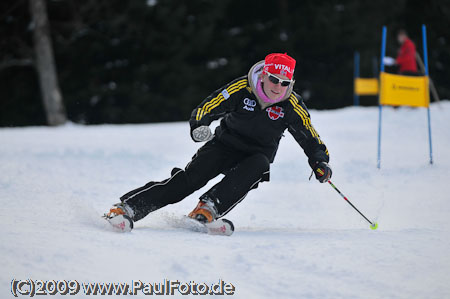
xmin=262 ymin=73 xmax=290 ymax=100
xmin=397 ymin=33 xmax=406 ymax=44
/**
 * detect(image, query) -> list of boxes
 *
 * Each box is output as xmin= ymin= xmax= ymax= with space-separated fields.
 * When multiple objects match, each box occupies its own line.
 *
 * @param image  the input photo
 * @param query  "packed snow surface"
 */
xmin=1 ymin=102 xmax=450 ymax=298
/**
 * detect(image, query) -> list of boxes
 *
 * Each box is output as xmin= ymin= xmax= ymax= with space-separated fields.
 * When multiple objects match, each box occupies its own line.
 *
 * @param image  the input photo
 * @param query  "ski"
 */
xmin=178 ymin=216 xmax=234 ymax=236
xmin=206 ymin=218 xmax=235 ymax=236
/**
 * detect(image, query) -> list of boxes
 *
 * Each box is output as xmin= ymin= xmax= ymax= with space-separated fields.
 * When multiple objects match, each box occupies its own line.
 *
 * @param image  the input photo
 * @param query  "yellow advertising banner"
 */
xmin=354 ymin=78 xmax=379 ymax=95
xmin=379 ymin=72 xmax=430 ymax=107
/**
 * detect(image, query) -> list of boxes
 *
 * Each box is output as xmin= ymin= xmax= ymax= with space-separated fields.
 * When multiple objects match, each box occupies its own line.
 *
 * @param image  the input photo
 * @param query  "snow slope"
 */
xmin=1 ymin=102 xmax=450 ymax=298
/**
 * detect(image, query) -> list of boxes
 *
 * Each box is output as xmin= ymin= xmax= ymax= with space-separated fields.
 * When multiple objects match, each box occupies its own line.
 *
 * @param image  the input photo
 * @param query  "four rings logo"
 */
xmin=243 ymin=98 xmax=256 ymax=111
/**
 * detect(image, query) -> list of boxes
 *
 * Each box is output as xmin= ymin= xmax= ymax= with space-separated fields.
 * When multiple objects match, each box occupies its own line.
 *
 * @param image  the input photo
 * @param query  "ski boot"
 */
xmin=104 ymin=203 xmax=134 ymax=232
xmin=188 ymin=197 xmax=218 ymax=223
xmin=105 ymin=202 xmax=134 ymax=218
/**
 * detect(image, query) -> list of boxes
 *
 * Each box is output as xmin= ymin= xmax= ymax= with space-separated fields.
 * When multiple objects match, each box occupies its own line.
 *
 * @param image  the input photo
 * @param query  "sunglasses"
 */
xmin=267 ymin=72 xmax=293 ymax=87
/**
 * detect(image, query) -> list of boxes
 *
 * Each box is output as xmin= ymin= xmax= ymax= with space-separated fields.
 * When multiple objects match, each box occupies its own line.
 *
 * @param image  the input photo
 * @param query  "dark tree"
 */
xmin=29 ymin=0 xmax=66 ymax=125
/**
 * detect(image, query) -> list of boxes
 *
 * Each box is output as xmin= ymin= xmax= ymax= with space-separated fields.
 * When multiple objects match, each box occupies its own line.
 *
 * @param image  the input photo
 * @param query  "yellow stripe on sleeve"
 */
xmin=201 ymin=94 xmax=223 ymax=117
xmin=226 ymin=79 xmax=247 ymax=95
xmin=289 ymin=95 xmax=324 ymax=143
xmin=290 ymin=95 xmax=313 ymax=132
xmin=207 ymin=80 xmax=247 ymax=112
xmin=200 ymin=79 xmax=246 ymax=116
xmin=195 ymin=79 xmax=248 ymax=121
xmin=206 ymin=94 xmax=225 ymax=113
xmin=196 ymin=79 xmax=248 ymax=121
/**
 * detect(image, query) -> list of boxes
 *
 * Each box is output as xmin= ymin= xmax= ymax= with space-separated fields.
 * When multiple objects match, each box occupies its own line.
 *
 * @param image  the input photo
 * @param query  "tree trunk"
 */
xmin=29 ymin=0 xmax=67 ymax=126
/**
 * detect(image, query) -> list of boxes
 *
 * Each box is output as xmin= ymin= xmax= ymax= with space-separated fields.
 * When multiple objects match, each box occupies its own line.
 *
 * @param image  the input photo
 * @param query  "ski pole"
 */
xmin=328 ymin=180 xmax=378 ymax=230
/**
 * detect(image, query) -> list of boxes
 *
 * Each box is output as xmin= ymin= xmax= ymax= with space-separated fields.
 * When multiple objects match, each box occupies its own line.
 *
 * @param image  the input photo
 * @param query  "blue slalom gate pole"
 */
xmin=353 ymin=51 xmax=360 ymax=106
xmin=380 ymin=26 xmax=386 ymax=74
xmin=422 ymin=24 xmax=433 ymax=164
xmin=377 ymin=26 xmax=387 ymax=169
xmin=422 ymin=25 xmax=429 ymax=76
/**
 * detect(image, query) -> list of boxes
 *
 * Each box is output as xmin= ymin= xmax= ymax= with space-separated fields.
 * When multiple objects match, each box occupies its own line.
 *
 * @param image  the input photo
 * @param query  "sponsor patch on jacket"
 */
xmin=243 ymin=98 xmax=256 ymax=111
xmin=221 ymin=89 xmax=230 ymax=99
xmin=266 ymin=106 xmax=285 ymax=120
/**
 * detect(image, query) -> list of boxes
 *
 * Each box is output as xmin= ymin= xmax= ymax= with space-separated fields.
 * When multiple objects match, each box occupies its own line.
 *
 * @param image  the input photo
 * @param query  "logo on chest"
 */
xmin=243 ymin=98 xmax=256 ymax=111
xmin=266 ymin=106 xmax=285 ymax=120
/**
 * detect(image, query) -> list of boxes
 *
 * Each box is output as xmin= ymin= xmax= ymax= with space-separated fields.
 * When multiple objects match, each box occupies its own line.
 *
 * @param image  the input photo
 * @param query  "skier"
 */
xmin=106 ymin=53 xmax=331 ymax=225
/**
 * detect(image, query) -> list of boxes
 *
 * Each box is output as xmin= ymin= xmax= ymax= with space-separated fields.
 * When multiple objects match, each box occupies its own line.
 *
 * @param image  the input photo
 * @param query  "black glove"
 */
xmin=313 ymin=162 xmax=332 ymax=183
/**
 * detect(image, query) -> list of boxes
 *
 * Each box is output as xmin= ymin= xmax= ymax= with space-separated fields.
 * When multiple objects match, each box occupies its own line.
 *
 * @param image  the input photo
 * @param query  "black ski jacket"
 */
xmin=189 ymin=76 xmax=329 ymax=168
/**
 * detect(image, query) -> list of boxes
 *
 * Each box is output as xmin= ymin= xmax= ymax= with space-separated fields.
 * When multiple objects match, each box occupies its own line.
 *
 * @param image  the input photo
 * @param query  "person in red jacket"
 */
xmin=396 ymin=29 xmax=418 ymax=74
xmin=383 ymin=29 xmax=419 ymax=75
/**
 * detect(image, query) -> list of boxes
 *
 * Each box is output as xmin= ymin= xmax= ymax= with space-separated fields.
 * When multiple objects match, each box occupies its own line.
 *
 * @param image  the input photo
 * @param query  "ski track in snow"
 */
xmin=1 ymin=102 xmax=450 ymax=298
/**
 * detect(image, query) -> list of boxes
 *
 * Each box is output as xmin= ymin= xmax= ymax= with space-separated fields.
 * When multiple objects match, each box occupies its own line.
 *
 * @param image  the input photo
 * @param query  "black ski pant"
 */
xmin=120 ymin=138 xmax=270 ymax=221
